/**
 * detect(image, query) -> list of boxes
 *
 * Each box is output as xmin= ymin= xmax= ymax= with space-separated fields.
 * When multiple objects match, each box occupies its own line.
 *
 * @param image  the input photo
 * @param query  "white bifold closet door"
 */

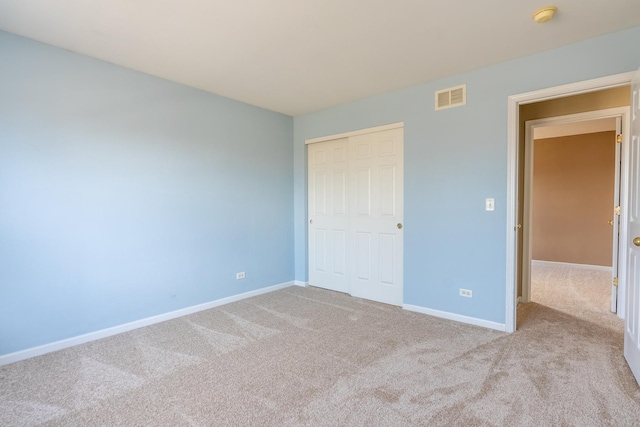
xmin=308 ymin=127 xmax=403 ymax=306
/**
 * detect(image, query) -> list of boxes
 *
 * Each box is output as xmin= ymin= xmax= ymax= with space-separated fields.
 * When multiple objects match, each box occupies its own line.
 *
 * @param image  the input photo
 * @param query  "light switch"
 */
xmin=485 ymin=198 xmax=495 ymax=211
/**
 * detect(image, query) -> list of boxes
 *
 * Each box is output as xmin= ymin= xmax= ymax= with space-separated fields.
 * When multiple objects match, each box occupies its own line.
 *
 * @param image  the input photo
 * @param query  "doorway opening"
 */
xmin=505 ymin=73 xmax=634 ymax=333
xmin=524 ymin=115 xmax=622 ymax=315
xmin=520 ymin=113 xmax=628 ymax=314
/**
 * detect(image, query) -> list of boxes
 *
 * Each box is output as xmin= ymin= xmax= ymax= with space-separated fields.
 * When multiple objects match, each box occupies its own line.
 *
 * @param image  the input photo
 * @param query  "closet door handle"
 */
xmin=397 ymin=223 xmax=403 ymax=229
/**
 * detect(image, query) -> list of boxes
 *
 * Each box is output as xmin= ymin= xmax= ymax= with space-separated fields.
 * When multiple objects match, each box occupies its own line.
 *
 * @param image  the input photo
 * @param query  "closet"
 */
xmin=307 ymin=125 xmax=404 ymax=306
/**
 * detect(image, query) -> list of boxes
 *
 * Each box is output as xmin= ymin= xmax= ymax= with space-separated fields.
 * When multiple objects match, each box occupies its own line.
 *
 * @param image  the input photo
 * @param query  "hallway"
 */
xmin=530 ymin=262 xmax=612 ymax=315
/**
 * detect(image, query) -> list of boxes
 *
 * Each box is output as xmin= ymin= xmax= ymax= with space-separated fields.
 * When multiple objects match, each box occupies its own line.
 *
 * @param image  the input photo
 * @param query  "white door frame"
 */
xmin=506 ymin=72 xmax=634 ymax=333
xmin=521 ymin=107 xmax=630 ymax=313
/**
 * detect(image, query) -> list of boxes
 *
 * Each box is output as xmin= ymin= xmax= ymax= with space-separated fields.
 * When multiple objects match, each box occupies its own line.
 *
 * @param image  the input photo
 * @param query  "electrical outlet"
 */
xmin=236 ymin=272 xmax=246 ymax=280
xmin=459 ymin=288 xmax=472 ymax=298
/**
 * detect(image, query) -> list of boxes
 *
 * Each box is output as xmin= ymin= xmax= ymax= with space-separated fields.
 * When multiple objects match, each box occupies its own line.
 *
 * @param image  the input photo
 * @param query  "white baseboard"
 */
xmin=531 ymin=260 xmax=612 ymax=272
xmin=517 ymin=296 xmax=522 ymax=304
xmin=403 ymin=304 xmax=506 ymax=332
xmin=293 ymin=280 xmax=308 ymax=287
xmin=0 ymin=281 xmax=296 ymax=366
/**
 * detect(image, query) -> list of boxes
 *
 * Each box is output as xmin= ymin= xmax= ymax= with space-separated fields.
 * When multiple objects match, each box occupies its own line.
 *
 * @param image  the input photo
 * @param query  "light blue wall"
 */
xmin=293 ymin=26 xmax=640 ymax=324
xmin=0 ymin=32 xmax=294 ymax=355
xmin=2 ymin=26 xmax=639 ymax=356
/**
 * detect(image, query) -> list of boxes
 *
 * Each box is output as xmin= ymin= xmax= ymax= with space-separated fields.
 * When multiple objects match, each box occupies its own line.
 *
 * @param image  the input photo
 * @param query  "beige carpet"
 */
xmin=530 ymin=261 xmax=612 ymax=313
xmin=1 ymin=270 xmax=639 ymax=426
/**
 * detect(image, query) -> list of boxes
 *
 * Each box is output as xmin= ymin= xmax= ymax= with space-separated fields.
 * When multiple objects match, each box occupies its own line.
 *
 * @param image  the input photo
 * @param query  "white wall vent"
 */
xmin=435 ymin=84 xmax=466 ymax=111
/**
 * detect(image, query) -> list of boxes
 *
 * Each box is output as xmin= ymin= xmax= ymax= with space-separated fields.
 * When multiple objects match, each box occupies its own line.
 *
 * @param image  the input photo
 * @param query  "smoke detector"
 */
xmin=533 ymin=6 xmax=558 ymax=23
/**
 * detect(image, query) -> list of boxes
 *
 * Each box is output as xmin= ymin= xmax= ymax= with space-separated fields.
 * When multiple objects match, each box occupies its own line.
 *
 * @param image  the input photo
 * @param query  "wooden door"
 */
xmin=308 ymin=138 xmax=349 ymax=293
xmin=348 ymin=128 xmax=404 ymax=306
xmin=307 ymin=127 xmax=404 ymax=306
xmin=624 ymin=69 xmax=640 ymax=385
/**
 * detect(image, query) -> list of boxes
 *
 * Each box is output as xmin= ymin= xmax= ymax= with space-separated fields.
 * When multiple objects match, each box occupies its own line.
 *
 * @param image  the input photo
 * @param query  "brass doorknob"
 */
xmin=608 ymin=220 xmax=614 ymax=226
xmin=634 ymin=237 xmax=640 ymax=247
xmin=397 ymin=223 xmax=403 ymax=229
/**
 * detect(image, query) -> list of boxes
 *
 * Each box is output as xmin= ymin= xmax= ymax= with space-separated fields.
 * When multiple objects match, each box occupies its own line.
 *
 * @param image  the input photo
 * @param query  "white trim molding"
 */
xmin=505 ymin=71 xmax=634 ymax=333
xmin=403 ymin=304 xmax=506 ymax=332
xmin=531 ymin=260 xmax=613 ymax=272
xmin=305 ymin=122 xmax=404 ymax=145
xmin=293 ymin=280 xmax=308 ymax=287
xmin=0 ymin=281 xmax=297 ymax=366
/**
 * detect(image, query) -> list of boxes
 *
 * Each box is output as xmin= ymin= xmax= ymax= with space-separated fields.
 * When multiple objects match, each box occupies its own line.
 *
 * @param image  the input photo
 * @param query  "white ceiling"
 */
xmin=1 ymin=1 xmax=639 ymax=116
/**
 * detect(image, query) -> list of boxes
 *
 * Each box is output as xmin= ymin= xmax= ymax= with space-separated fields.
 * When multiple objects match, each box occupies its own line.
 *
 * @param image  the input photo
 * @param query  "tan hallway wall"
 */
xmin=532 ymin=131 xmax=616 ymax=266
xmin=516 ymin=85 xmax=630 ymax=296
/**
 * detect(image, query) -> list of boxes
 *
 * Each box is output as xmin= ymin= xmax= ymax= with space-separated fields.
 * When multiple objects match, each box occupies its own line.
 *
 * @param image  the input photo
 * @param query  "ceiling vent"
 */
xmin=435 ymin=84 xmax=466 ymax=111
